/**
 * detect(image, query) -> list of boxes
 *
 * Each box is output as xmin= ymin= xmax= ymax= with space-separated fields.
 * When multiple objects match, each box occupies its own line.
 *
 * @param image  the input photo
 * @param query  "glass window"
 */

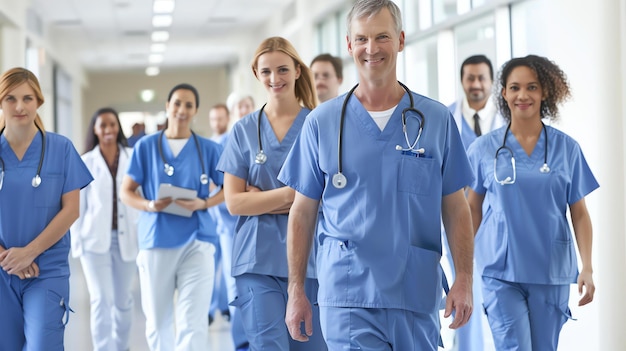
xmin=404 ymin=35 xmax=439 ymax=100
xmin=453 ymin=14 xmax=497 ymax=98
xmin=434 ymin=0 xmax=460 ymax=24
xmin=53 ymin=64 xmax=73 ymax=137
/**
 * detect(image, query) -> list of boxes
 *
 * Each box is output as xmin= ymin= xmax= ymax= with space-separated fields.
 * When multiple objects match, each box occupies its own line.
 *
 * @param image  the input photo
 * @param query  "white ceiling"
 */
xmin=28 ymin=0 xmax=293 ymax=72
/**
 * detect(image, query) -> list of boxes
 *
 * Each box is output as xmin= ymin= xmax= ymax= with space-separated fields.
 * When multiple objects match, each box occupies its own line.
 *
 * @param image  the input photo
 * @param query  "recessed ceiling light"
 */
xmin=152 ymin=15 xmax=173 ymax=28
xmin=153 ymin=0 xmax=175 ymax=13
xmin=152 ymin=31 xmax=170 ymax=42
xmin=151 ymin=43 xmax=167 ymax=53
xmin=149 ymin=54 xmax=164 ymax=64
xmin=145 ymin=67 xmax=160 ymax=76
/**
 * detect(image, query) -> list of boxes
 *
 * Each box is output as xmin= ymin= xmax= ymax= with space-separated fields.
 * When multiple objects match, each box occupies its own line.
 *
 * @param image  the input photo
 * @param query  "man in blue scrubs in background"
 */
xmin=279 ymin=1 xmax=475 ymax=350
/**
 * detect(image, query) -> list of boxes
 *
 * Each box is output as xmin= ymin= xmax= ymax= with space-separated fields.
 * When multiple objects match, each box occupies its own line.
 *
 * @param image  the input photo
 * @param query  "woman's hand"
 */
xmin=175 ymin=197 xmax=208 ymax=212
xmin=16 ymin=262 xmax=40 ymax=280
xmin=0 ymin=246 xmax=38 ymax=275
xmin=146 ymin=197 xmax=173 ymax=212
xmin=577 ymin=269 xmax=595 ymax=306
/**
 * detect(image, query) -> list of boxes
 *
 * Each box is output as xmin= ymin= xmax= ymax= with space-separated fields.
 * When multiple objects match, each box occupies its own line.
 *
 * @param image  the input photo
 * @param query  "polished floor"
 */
xmin=64 ymin=256 xmax=235 ymax=351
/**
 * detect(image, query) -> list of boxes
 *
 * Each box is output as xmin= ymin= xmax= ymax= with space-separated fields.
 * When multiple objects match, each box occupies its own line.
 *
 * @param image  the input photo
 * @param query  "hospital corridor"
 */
xmin=1 ymin=0 xmax=625 ymax=350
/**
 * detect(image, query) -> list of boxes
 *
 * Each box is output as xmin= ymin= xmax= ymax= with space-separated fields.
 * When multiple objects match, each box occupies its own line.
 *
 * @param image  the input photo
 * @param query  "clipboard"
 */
xmin=157 ymin=183 xmax=198 ymax=217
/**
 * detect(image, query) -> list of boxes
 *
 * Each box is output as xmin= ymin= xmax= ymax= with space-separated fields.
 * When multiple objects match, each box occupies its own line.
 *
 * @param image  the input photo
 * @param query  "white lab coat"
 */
xmin=71 ymin=145 xmax=138 ymax=261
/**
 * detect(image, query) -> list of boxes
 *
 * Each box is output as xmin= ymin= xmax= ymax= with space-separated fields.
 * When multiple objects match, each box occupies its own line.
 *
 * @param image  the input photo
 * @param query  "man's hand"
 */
xmin=444 ymin=273 xmax=473 ymax=329
xmin=285 ymin=286 xmax=313 ymax=342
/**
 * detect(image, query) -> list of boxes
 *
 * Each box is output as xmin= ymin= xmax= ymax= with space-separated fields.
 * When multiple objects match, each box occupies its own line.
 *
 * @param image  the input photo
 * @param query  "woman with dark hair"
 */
xmin=218 ymin=37 xmax=325 ymax=351
xmin=120 ymin=83 xmax=224 ymax=351
xmin=70 ymin=107 xmax=138 ymax=351
xmin=467 ymin=55 xmax=598 ymax=350
xmin=0 ymin=67 xmax=93 ymax=350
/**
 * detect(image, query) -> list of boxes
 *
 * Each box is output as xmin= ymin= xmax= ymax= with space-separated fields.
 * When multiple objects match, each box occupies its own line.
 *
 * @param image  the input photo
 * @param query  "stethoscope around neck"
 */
xmin=254 ymin=103 xmax=269 ymax=165
xmin=157 ymin=129 xmax=209 ymax=185
xmin=332 ymin=81 xmax=425 ymax=189
xmin=494 ymin=122 xmax=550 ymax=185
xmin=0 ymin=125 xmax=45 ymax=190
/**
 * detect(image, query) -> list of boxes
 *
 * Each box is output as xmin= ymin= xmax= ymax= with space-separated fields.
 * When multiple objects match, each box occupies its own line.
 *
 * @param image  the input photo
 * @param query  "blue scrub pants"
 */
xmin=0 ymin=272 xmax=71 ymax=351
xmin=482 ymin=276 xmax=572 ymax=351
xmin=218 ymin=233 xmax=248 ymax=350
xmin=80 ymin=230 xmax=137 ymax=351
xmin=232 ymin=273 xmax=326 ymax=351
xmin=209 ymin=243 xmax=229 ymax=319
xmin=320 ymin=306 xmax=440 ymax=351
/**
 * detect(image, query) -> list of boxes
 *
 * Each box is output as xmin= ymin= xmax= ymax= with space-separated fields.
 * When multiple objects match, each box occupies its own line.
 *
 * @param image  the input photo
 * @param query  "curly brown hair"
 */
xmin=496 ymin=55 xmax=571 ymax=122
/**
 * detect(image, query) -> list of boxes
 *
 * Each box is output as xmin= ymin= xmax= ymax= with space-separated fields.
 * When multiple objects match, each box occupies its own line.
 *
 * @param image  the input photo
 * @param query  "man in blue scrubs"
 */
xmin=279 ymin=1 xmax=475 ymax=350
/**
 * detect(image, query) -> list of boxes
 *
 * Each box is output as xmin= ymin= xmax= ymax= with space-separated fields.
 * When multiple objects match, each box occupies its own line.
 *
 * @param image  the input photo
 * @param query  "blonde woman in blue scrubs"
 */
xmin=0 ymin=67 xmax=93 ymax=350
xmin=217 ymin=37 xmax=326 ymax=351
xmin=466 ymin=55 xmax=598 ymax=351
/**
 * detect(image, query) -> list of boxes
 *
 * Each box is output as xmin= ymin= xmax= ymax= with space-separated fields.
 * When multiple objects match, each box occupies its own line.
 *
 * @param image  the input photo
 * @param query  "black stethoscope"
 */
xmin=254 ymin=103 xmax=269 ymax=164
xmin=332 ymin=81 xmax=425 ymax=189
xmin=157 ymin=129 xmax=209 ymax=185
xmin=494 ymin=121 xmax=550 ymax=185
xmin=0 ymin=125 xmax=45 ymax=190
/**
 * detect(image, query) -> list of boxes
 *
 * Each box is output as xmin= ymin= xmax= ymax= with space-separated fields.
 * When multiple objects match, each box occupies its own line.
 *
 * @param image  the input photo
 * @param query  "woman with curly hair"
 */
xmin=466 ymin=55 xmax=598 ymax=350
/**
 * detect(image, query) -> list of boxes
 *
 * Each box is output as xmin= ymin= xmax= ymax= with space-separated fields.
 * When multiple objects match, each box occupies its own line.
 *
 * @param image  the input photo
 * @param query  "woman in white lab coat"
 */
xmin=71 ymin=107 xmax=139 ymax=351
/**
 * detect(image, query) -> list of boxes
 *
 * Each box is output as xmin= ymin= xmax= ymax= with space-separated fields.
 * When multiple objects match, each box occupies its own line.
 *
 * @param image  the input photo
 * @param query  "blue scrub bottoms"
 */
xmin=319 ymin=306 xmax=440 ymax=350
xmin=232 ymin=273 xmax=327 ymax=351
xmin=0 ymin=272 xmax=70 ymax=351
xmin=482 ymin=276 xmax=573 ymax=351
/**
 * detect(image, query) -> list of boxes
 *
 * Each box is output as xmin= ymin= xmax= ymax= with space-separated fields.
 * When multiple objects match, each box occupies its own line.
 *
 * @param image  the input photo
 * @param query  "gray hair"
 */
xmin=346 ymin=0 xmax=403 ymax=37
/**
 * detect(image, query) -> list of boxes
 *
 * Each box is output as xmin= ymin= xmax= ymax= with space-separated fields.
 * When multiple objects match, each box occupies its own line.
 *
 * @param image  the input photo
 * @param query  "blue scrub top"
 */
xmin=467 ymin=125 xmax=599 ymax=285
xmin=217 ymin=108 xmax=316 ymax=279
xmin=278 ymin=91 xmax=472 ymax=313
xmin=0 ymin=132 xmax=93 ymax=278
xmin=209 ymin=132 xmax=237 ymax=235
xmin=126 ymin=132 xmax=223 ymax=249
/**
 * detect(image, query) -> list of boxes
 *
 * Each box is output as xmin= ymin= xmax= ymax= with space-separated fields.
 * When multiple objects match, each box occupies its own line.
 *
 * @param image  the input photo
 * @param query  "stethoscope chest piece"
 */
xmin=332 ymin=173 xmax=347 ymax=189
xmin=32 ymin=174 xmax=42 ymax=188
xmin=164 ymin=163 xmax=174 ymax=176
xmin=540 ymin=163 xmax=550 ymax=173
xmin=200 ymin=173 xmax=209 ymax=185
xmin=255 ymin=151 xmax=267 ymax=164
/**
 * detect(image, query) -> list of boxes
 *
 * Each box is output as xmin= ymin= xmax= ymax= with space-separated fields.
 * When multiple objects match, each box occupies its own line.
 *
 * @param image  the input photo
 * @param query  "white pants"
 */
xmin=137 ymin=240 xmax=216 ymax=351
xmin=80 ymin=230 xmax=137 ymax=351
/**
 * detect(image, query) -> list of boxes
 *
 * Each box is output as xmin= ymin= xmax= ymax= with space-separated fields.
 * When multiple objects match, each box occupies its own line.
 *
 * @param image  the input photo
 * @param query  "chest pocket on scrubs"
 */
xmin=34 ymin=174 xmax=64 ymax=208
xmin=397 ymin=156 xmax=436 ymax=195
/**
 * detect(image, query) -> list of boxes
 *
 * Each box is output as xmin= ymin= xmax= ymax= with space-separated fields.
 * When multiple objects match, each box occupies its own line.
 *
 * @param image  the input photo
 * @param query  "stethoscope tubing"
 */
xmin=157 ymin=129 xmax=208 ymax=184
xmin=333 ymin=82 xmax=422 ymax=189
xmin=0 ymin=125 xmax=45 ymax=189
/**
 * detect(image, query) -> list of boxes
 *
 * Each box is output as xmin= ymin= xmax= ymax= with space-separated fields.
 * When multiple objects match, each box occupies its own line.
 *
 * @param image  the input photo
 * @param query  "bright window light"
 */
xmin=152 ymin=15 xmax=173 ymax=27
xmin=140 ymin=89 xmax=156 ymax=102
xmin=153 ymin=0 xmax=175 ymax=13
xmin=151 ymin=31 xmax=170 ymax=42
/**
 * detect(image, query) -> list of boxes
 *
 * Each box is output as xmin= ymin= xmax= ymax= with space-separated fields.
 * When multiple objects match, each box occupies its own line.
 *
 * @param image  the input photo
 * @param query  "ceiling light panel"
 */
xmin=152 ymin=15 xmax=173 ymax=27
xmin=151 ymin=31 xmax=170 ymax=42
xmin=153 ymin=0 xmax=175 ymax=14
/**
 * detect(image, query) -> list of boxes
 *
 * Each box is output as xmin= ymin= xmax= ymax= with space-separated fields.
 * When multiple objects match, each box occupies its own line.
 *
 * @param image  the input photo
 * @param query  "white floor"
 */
xmin=64 ymin=256 xmax=235 ymax=351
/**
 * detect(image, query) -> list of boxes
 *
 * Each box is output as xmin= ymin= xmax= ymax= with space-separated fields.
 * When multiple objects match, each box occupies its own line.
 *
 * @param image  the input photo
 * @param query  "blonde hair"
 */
xmin=0 ymin=67 xmax=45 ymax=131
xmin=251 ymin=37 xmax=318 ymax=110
